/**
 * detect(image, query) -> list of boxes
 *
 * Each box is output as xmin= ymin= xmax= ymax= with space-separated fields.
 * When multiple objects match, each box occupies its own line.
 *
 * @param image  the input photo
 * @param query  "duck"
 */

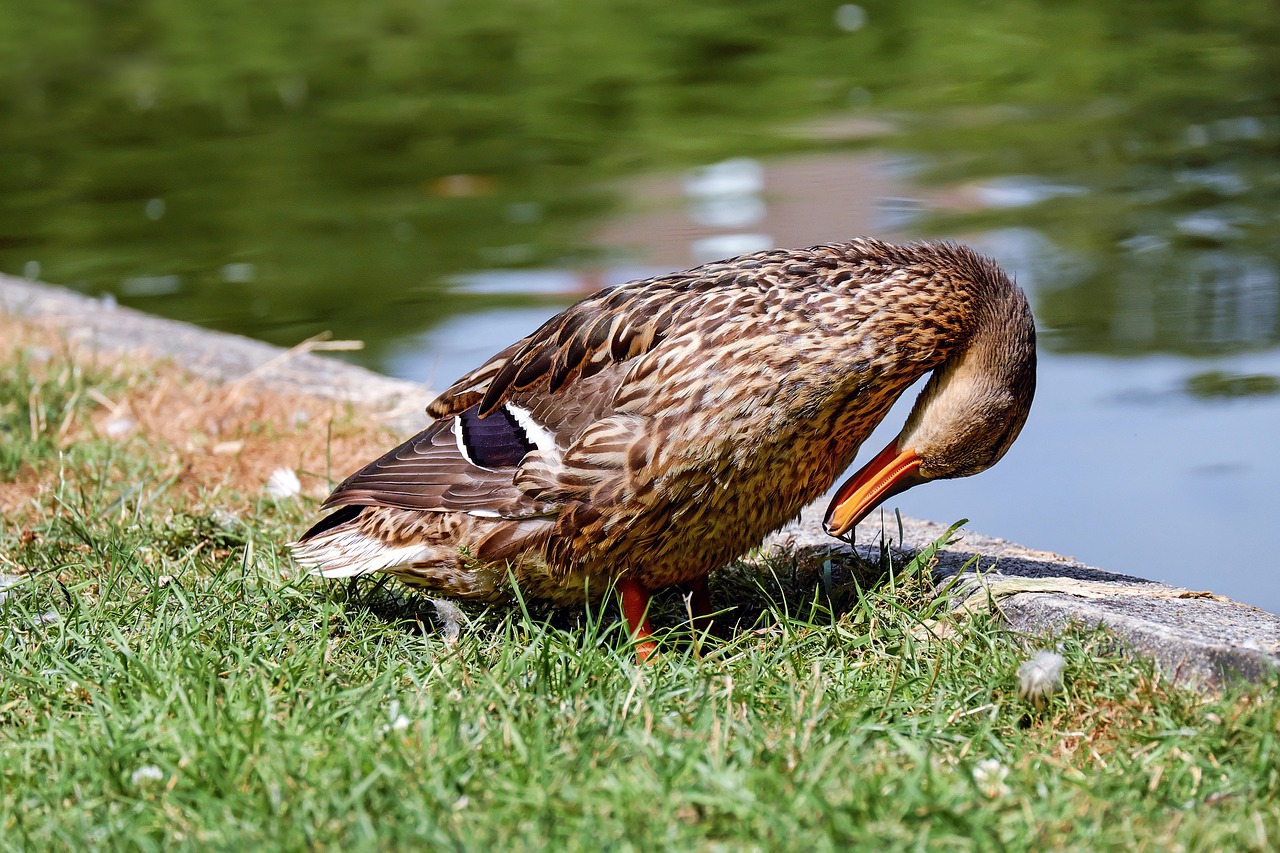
xmin=293 ymin=238 xmax=1037 ymax=659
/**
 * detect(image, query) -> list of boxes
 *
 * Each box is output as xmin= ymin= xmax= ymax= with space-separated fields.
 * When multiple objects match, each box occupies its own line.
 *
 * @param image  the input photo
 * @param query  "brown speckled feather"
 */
xmin=294 ymin=238 xmax=1036 ymax=610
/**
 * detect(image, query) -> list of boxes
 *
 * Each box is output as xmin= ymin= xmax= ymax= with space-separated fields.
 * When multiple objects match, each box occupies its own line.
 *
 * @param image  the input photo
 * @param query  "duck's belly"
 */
xmin=523 ymin=440 xmax=851 ymax=599
xmin=519 ymin=388 xmax=902 ymax=601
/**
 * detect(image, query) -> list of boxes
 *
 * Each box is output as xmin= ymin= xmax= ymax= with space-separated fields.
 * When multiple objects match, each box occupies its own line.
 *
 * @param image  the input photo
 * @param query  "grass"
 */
xmin=2 ymin=320 xmax=1279 ymax=851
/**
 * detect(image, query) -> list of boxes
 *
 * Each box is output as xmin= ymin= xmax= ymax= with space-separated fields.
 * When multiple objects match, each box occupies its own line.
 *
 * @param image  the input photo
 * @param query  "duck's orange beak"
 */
xmin=823 ymin=439 xmax=926 ymax=537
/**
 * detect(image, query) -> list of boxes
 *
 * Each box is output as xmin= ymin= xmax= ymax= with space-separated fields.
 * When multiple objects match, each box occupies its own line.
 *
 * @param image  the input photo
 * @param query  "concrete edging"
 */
xmin=766 ymin=507 xmax=1280 ymax=686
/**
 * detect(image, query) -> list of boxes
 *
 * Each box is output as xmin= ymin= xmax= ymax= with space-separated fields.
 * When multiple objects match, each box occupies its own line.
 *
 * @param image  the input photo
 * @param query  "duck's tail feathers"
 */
xmin=291 ymin=508 xmax=436 ymax=578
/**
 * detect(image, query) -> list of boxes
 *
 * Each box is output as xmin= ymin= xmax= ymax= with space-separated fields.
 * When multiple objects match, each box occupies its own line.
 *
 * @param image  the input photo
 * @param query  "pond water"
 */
xmin=4 ymin=2 xmax=1279 ymax=610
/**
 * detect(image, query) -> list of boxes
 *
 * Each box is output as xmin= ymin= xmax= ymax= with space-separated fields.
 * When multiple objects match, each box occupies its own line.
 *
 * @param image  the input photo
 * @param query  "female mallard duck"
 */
xmin=293 ymin=238 xmax=1036 ymax=658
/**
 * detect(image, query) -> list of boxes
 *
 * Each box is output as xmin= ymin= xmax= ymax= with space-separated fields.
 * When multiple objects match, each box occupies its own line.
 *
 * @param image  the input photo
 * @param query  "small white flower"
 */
xmin=377 ymin=700 xmax=412 ymax=736
xmin=264 ymin=467 xmax=302 ymax=500
xmin=103 ymin=415 xmax=137 ymax=438
xmin=0 ymin=575 xmax=21 ymax=606
xmin=1018 ymin=650 xmax=1066 ymax=707
xmin=130 ymin=765 xmax=165 ymax=788
xmin=973 ymin=759 xmax=1011 ymax=799
xmin=211 ymin=509 xmax=241 ymax=530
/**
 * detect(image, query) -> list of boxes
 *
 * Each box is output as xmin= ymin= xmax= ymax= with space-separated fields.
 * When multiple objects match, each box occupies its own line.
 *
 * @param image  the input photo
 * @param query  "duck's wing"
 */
xmin=425 ymin=278 xmax=692 ymax=420
xmin=318 ymin=270 xmax=722 ymax=520
xmin=315 ymin=243 xmax=839 ymax=530
xmin=316 ymin=405 xmax=549 ymax=517
xmin=427 ymin=240 xmax=822 ymax=420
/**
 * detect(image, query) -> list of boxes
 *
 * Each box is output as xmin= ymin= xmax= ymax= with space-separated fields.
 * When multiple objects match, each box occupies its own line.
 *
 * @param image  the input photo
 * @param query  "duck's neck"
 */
xmin=817 ymin=242 xmax=1009 ymax=392
xmin=887 ymin=259 xmax=1036 ymax=478
xmin=813 ymin=240 xmax=1033 ymax=470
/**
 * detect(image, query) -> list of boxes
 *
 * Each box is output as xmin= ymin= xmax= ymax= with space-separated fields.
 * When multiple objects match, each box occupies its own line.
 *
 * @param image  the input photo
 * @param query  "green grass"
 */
xmin=2 ymin=341 xmax=1279 ymax=851
xmin=0 ymin=345 xmax=117 ymax=481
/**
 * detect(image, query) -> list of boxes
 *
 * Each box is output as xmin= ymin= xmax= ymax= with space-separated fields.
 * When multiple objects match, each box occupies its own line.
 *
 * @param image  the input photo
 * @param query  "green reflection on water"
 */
xmin=2 ymin=0 xmax=1278 ymax=364
xmin=1185 ymin=370 xmax=1280 ymax=399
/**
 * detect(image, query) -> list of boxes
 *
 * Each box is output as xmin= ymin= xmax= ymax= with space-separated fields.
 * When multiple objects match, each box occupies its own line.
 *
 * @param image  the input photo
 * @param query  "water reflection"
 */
xmin=595 ymin=150 xmax=903 ymax=269
xmin=970 ymin=176 xmax=1087 ymax=210
xmin=386 ymin=307 xmax=566 ymax=391
xmin=1185 ymin=370 xmax=1280 ymax=400
xmin=6 ymin=1 xmax=1276 ymax=362
xmin=1042 ymin=242 xmax=1280 ymax=355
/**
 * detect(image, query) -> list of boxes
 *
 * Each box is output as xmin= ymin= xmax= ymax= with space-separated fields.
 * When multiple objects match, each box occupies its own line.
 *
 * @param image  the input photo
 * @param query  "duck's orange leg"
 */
xmin=617 ymin=576 xmax=656 ymax=662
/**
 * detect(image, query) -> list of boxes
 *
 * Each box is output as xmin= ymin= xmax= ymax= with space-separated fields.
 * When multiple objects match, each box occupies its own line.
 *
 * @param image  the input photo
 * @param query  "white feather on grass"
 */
xmin=1018 ymin=650 xmax=1066 ymax=707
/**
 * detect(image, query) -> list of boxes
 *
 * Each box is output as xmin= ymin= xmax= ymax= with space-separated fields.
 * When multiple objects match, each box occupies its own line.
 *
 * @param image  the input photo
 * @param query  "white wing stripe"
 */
xmin=505 ymin=403 xmax=558 ymax=458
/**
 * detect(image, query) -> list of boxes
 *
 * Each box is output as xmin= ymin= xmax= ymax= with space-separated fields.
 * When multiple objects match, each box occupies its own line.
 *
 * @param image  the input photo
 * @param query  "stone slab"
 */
xmin=766 ymin=506 xmax=1280 ymax=687
xmin=1 ymin=273 xmax=432 ymax=434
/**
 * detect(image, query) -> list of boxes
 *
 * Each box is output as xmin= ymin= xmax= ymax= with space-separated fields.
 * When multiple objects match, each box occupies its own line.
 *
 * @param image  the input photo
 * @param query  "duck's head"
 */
xmin=823 ymin=289 xmax=1037 ymax=538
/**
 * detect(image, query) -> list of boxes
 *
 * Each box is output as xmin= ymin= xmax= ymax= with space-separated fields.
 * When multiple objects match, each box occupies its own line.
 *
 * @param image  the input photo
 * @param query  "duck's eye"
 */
xmin=457 ymin=404 xmax=535 ymax=469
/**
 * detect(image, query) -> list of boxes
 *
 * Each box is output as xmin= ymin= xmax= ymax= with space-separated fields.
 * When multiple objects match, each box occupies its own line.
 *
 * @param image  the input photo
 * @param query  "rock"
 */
xmin=0 ymin=273 xmax=432 ymax=435
xmin=765 ymin=505 xmax=1280 ymax=687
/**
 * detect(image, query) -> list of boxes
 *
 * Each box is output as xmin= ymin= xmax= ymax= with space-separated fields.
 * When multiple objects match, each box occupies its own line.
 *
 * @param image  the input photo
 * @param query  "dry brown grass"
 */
xmin=2 ymin=313 xmax=403 ymax=518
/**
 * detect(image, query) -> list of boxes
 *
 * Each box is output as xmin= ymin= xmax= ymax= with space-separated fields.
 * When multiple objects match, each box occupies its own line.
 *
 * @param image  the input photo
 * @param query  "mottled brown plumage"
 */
xmin=293 ymin=238 xmax=1037 ymax=657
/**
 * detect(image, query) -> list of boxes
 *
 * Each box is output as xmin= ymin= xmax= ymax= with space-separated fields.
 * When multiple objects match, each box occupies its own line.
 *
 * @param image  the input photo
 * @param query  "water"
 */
xmin=3 ymin=1 xmax=1278 ymax=609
